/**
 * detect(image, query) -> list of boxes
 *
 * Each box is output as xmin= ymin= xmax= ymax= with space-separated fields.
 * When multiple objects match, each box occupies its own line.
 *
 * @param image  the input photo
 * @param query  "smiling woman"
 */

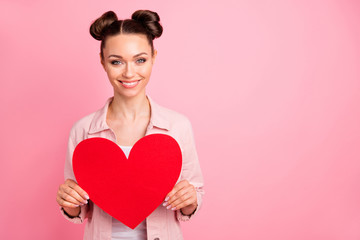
xmin=56 ymin=9 xmax=204 ymax=240
xmin=101 ymin=34 xmax=155 ymax=99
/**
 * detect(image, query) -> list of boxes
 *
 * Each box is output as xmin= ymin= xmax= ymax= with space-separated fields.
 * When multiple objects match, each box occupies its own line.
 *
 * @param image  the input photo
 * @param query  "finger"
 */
xmin=62 ymin=185 xmax=88 ymax=205
xmin=166 ymin=186 xmax=189 ymax=206
xmin=56 ymin=195 xmax=80 ymax=208
xmin=65 ymin=180 xmax=89 ymax=203
xmin=173 ymin=195 xmax=197 ymax=211
xmin=59 ymin=189 xmax=86 ymax=206
xmin=165 ymin=188 xmax=193 ymax=209
xmin=168 ymin=192 xmax=194 ymax=210
xmin=59 ymin=184 xmax=87 ymax=205
xmin=167 ymin=182 xmax=195 ymax=205
xmin=64 ymin=193 xmax=85 ymax=206
xmin=71 ymin=184 xmax=90 ymax=201
xmin=165 ymin=180 xmax=189 ymax=201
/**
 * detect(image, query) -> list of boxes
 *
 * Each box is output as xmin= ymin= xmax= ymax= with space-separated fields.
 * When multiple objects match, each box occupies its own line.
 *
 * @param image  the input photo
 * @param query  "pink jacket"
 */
xmin=59 ymin=96 xmax=205 ymax=240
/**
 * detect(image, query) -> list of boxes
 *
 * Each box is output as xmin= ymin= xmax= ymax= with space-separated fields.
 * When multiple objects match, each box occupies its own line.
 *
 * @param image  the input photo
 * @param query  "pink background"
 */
xmin=1 ymin=0 xmax=359 ymax=239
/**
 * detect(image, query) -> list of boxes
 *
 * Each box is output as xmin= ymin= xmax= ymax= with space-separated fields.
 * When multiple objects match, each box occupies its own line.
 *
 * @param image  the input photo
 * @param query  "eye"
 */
xmin=111 ymin=60 xmax=122 ymax=65
xmin=137 ymin=58 xmax=147 ymax=63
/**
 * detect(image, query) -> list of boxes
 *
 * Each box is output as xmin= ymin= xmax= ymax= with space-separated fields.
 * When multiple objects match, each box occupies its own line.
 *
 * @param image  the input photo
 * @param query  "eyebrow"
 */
xmin=108 ymin=52 xmax=148 ymax=58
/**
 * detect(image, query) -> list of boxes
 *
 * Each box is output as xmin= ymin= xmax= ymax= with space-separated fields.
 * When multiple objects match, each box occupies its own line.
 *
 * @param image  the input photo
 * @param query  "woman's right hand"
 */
xmin=56 ymin=179 xmax=89 ymax=217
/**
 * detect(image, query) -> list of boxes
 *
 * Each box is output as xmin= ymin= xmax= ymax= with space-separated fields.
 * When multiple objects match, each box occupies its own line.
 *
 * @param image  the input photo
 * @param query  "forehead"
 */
xmin=103 ymin=34 xmax=151 ymax=57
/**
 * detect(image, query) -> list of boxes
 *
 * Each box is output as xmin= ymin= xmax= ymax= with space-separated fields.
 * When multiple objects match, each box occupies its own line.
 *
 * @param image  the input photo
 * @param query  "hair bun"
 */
xmin=131 ymin=10 xmax=163 ymax=39
xmin=90 ymin=11 xmax=118 ymax=41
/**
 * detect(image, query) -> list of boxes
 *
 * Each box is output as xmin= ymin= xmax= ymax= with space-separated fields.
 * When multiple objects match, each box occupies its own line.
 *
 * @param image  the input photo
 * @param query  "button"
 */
xmin=154 ymin=238 xmax=160 ymax=240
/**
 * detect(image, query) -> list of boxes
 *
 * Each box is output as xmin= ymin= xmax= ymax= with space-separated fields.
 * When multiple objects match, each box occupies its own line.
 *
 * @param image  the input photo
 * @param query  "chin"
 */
xmin=115 ymin=89 xmax=145 ymax=99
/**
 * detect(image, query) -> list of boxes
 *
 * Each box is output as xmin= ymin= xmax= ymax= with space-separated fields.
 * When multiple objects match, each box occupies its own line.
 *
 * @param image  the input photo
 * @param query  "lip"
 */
xmin=119 ymin=79 xmax=141 ymax=83
xmin=118 ymin=79 xmax=141 ymax=88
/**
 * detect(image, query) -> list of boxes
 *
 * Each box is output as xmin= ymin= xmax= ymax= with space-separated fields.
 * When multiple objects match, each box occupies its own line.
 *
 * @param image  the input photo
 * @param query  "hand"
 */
xmin=56 ymin=179 xmax=89 ymax=217
xmin=163 ymin=180 xmax=197 ymax=215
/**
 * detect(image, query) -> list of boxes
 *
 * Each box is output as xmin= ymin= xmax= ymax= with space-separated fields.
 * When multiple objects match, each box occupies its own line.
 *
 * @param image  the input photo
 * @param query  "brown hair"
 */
xmin=89 ymin=10 xmax=163 ymax=60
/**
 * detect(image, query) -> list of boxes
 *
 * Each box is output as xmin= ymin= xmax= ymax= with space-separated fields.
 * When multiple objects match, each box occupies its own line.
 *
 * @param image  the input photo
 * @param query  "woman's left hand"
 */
xmin=163 ymin=180 xmax=197 ymax=215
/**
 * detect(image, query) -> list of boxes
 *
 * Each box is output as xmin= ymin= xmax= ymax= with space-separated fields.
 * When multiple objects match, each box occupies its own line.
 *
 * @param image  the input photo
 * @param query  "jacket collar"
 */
xmin=88 ymin=95 xmax=170 ymax=134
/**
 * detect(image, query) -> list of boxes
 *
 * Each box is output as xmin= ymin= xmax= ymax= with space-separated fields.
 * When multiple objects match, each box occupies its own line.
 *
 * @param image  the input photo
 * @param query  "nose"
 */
xmin=122 ymin=62 xmax=135 ymax=78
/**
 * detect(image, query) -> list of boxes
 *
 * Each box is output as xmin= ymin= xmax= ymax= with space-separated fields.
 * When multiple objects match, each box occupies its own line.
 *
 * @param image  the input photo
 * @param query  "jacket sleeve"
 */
xmin=176 ymin=118 xmax=205 ymax=221
xmin=59 ymin=126 xmax=92 ymax=224
xmin=59 ymin=203 xmax=91 ymax=224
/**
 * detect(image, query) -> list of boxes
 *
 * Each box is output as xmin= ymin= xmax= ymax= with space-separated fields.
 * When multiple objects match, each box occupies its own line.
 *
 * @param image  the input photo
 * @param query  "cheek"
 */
xmin=106 ymin=67 xmax=121 ymax=78
xmin=139 ymin=65 xmax=153 ymax=77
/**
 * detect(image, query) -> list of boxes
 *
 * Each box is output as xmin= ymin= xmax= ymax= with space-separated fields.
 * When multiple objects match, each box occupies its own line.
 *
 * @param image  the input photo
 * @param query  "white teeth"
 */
xmin=122 ymin=81 xmax=138 ymax=86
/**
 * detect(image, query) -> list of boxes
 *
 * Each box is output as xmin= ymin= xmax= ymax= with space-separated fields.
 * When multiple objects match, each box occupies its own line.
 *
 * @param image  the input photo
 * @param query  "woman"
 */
xmin=56 ymin=10 xmax=204 ymax=240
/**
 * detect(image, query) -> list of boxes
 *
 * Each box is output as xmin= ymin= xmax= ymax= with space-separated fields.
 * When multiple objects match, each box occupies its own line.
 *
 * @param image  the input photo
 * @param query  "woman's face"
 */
xmin=100 ymin=34 xmax=156 ymax=99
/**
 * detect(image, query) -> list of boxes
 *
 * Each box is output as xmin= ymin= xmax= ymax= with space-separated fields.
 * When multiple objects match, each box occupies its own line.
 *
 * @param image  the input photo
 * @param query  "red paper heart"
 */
xmin=72 ymin=134 xmax=182 ymax=229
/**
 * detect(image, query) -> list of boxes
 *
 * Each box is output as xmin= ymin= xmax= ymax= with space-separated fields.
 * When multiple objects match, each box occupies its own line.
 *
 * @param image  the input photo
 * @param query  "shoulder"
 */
xmin=68 ymin=112 xmax=96 ymax=141
xmin=159 ymin=104 xmax=191 ymax=124
xmin=70 ymin=111 xmax=97 ymax=134
xmin=68 ymin=97 xmax=111 ymax=141
xmin=152 ymin=100 xmax=193 ymax=131
xmin=151 ymin=101 xmax=195 ymax=144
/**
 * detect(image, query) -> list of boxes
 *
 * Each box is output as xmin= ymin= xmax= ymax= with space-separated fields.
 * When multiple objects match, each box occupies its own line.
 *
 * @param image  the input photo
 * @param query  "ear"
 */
xmin=100 ymin=52 xmax=105 ymax=71
xmin=152 ymin=49 xmax=157 ymax=64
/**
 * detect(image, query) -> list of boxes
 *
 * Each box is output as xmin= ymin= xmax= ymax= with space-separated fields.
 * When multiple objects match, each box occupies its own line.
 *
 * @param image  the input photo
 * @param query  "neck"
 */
xmin=108 ymin=91 xmax=150 ymax=121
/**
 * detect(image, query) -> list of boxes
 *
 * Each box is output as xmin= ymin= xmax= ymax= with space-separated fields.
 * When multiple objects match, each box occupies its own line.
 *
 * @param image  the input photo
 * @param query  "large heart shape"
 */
xmin=72 ymin=134 xmax=182 ymax=229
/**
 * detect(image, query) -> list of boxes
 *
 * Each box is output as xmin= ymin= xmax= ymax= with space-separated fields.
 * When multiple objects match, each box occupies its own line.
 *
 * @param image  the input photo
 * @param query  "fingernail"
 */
xmin=166 ymin=205 xmax=171 ymax=209
xmin=165 ymin=196 xmax=169 ymax=201
xmin=74 ymin=205 xmax=79 ymax=207
xmin=163 ymin=202 xmax=168 ymax=207
xmin=171 ymin=207 xmax=176 ymax=211
xmin=84 ymin=195 xmax=89 ymax=200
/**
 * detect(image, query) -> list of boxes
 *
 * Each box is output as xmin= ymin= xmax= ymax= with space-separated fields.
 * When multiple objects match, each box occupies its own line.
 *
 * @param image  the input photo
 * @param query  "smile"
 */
xmin=118 ymin=80 xmax=141 ymax=88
